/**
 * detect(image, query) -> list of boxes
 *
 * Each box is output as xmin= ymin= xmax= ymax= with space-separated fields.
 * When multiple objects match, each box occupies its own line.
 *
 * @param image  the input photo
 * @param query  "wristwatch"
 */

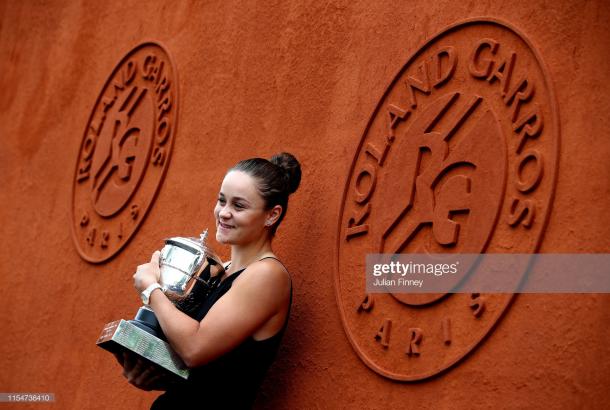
xmin=140 ymin=283 xmax=163 ymax=305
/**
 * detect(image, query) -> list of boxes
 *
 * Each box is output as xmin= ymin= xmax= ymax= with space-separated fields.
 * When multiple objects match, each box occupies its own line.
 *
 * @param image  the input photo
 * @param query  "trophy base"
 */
xmin=96 ymin=319 xmax=189 ymax=380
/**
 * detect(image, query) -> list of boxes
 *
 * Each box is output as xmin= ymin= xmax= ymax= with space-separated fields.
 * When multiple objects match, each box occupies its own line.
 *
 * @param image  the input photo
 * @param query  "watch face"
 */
xmin=335 ymin=19 xmax=558 ymax=381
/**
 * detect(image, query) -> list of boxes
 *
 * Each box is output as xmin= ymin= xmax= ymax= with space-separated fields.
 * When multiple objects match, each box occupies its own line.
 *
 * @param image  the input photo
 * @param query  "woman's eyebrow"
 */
xmin=219 ymin=192 xmax=251 ymax=204
xmin=232 ymin=196 xmax=251 ymax=204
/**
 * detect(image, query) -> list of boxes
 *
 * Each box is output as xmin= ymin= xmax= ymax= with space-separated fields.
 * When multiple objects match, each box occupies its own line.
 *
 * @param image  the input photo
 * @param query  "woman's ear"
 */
xmin=266 ymin=205 xmax=283 ymax=226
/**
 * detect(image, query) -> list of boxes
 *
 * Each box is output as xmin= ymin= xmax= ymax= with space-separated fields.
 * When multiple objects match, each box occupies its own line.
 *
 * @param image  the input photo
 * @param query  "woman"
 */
xmin=117 ymin=152 xmax=301 ymax=409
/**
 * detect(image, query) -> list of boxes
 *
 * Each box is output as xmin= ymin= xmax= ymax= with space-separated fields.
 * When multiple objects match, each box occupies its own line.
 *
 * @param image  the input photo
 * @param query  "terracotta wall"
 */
xmin=1 ymin=1 xmax=609 ymax=409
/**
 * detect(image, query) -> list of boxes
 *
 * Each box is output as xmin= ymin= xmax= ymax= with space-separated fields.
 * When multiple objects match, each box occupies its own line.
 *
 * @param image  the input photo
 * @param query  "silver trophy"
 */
xmin=96 ymin=229 xmax=225 ymax=380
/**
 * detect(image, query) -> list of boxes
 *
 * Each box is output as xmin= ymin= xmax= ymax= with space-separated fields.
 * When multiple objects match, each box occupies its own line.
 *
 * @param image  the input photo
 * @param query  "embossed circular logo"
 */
xmin=335 ymin=19 xmax=559 ymax=380
xmin=71 ymin=42 xmax=178 ymax=263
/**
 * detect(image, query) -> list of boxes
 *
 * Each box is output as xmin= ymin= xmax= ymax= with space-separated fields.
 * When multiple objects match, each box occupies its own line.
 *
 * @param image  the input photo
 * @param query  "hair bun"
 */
xmin=270 ymin=152 xmax=301 ymax=194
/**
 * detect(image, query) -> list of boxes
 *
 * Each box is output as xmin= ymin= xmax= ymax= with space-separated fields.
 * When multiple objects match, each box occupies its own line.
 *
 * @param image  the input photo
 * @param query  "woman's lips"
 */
xmin=218 ymin=222 xmax=234 ymax=230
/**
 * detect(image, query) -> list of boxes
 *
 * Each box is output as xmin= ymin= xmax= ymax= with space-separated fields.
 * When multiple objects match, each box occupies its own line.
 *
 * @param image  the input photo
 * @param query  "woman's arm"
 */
xmin=134 ymin=252 xmax=290 ymax=368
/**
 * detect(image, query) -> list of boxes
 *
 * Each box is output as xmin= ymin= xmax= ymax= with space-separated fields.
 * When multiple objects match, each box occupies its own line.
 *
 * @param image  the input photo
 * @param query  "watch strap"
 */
xmin=141 ymin=283 xmax=162 ymax=305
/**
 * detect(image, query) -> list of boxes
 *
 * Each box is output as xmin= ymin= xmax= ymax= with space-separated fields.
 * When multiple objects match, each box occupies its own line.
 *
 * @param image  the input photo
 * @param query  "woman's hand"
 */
xmin=133 ymin=251 xmax=161 ymax=292
xmin=114 ymin=351 xmax=173 ymax=391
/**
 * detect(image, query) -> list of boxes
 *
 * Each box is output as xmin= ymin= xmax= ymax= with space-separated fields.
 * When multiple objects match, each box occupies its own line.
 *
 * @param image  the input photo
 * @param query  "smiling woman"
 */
xmin=117 ymin=153 xmax=301 ymax=409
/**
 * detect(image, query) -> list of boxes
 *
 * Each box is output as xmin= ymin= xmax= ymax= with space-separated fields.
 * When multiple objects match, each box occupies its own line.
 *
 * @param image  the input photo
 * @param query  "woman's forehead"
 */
xmin=220 ymin=170 xmax=260 ymax=200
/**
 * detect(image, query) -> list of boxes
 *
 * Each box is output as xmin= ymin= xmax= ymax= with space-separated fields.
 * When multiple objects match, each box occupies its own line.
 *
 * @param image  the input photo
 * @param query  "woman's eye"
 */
xmin=234 ymin=203 xmax=245 ymax=209
xmin=217 ymin=197 xmax=225 ymax=204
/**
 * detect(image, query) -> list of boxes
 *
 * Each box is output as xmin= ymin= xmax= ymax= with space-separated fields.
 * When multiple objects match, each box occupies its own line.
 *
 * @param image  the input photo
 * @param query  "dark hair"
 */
xmin=230 ymin=152 xmax=301 ymax=235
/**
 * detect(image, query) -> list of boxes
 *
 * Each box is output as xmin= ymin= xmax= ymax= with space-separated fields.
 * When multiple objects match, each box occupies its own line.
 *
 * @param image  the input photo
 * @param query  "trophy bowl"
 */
xmin=159 ymin=230 xmax=225 ymax=304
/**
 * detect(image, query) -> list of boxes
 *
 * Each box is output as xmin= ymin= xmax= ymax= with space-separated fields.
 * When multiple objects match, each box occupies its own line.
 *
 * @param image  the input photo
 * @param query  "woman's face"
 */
xmin=214 ymin=170 xmax=269 ymax=245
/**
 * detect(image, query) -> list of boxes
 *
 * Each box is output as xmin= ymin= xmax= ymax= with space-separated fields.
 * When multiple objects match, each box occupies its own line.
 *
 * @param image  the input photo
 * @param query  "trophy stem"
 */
xmin=129 ymin=306 xmax=167 ymax=340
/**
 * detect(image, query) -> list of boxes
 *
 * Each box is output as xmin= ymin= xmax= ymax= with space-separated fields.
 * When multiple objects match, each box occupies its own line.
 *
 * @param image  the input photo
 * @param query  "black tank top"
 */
xmin=151 ymin=257 xmax=291 ymax=410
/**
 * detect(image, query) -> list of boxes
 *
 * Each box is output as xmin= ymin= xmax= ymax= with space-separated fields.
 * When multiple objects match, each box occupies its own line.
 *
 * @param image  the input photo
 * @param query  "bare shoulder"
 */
xmin=233 ymin=258 xmax=290 ymax=294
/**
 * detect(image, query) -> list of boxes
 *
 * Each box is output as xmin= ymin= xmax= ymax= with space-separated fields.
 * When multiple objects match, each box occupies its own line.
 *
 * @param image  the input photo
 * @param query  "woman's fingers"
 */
xmin=132 ymin=253 xmax=161 ymax=291
xmin=150 ymin=250 xmax=160 ymax=265
xmin=113 ymin=352 xmax=124 ymax=367
xmin=117 ymin=351 xmax=168 ymax=391
xmin=135 ymin=368 xmax=165 ymax=391
xmin=130 ymin=362 xmax=165 ymax=391
xmin=128 ymin=361 xmax=152 ymax=388
xmin=122 ymin=351 xmax=137 ymax=377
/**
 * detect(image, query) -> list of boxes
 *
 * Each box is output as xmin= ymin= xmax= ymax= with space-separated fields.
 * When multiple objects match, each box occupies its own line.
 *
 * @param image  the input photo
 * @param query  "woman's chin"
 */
xmin=216 ymin=231 xmax=233 ymax=244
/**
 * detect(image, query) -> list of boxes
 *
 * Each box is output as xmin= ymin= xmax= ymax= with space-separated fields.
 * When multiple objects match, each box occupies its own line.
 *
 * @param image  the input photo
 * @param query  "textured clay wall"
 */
xmin=1 ymin=1 xmax=609 ymax=409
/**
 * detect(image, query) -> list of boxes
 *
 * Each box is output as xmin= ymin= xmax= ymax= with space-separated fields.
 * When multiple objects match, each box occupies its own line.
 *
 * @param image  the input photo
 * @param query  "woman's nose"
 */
xmin=218 ymin=205 xmax=231 ymax=219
